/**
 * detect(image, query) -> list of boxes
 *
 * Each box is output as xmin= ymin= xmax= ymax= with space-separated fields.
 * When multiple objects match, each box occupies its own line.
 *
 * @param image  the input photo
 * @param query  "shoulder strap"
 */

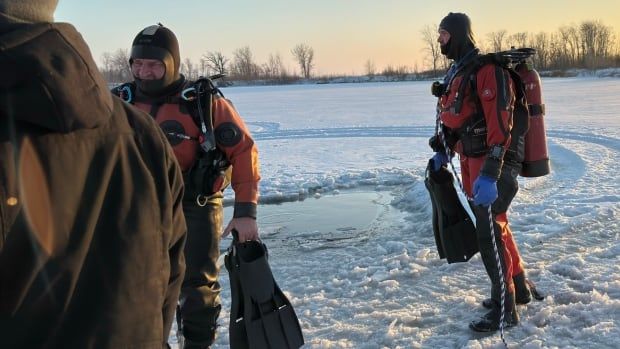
xmin=453 ymin=56 xmax=485 ymax=114
xmin=454 ymin=52 xmax=525 ymax=116
xmin=181 ymin=78 xmax=225 ymax=153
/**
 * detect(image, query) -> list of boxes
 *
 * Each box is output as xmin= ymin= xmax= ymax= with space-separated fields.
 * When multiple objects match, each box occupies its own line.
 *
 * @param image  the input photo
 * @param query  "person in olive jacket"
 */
xmin=0 ymin=1 xmax=187 ymax=348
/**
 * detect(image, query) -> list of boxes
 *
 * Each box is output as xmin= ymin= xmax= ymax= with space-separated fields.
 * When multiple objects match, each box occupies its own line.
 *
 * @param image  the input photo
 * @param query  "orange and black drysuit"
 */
xmin=132 ymin=84 xmax=260 ymax=212
xmin=113 ymin=76 xmax=260 ymax=344
xmin=438 ymin=60 xmax=526 ymax=306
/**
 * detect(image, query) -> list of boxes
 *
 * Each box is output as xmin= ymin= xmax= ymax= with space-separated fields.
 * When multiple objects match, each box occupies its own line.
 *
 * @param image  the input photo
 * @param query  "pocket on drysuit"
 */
xmin=457 ymin=113 xmax=487 ymax=157
xmin=184 ymin=149 xmax=231 ymax=201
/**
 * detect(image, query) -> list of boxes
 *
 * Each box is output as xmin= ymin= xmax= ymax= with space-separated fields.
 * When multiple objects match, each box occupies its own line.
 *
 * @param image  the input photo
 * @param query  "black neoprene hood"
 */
xmin=130 ymin=24 xmax=181 ymax=95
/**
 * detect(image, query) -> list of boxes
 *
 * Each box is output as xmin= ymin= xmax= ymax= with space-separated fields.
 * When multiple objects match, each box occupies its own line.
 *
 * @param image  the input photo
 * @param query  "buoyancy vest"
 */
xmin=455 ymin=55 xmax=528 ymax=163
xmin=436 ymin=48 xmax=550 ymax=177
xmin=134 ymin=100 xmax=200 ymax=171
xmin=112 ymin=79 xmax=233 ymax=199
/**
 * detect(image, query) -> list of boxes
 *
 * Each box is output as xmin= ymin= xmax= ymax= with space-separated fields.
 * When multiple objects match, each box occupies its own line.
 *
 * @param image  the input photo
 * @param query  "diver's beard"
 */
xmin=134 ymin=78 xmax=168 ymax=96
xmin=134 ymin=74 xmax=185 ymax=99
xmin=440 ymin=42 xmax=450 ymax=56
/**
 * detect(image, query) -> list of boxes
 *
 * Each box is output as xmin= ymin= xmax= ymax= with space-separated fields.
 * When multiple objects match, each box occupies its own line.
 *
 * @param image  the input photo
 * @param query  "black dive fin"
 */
xmin=225 ymin=242 xmax=248 ymax=349
xmin=424 ymin=159 xmax=478 ymax=263
xmin=225 ymin=235 xmax=304 ymax=349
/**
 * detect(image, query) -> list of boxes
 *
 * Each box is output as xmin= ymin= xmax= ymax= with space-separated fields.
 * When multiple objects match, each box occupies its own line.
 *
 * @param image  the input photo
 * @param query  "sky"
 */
xmin=55 ymin=0 xmax=620 ymax=75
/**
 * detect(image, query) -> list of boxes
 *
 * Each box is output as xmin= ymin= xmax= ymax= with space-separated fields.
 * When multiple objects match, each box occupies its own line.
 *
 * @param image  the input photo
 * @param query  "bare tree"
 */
xmin=507 ymin=32 xmax=528 ymax=49
xmin=530 ymin=31 xmax=550 ymax=69
xmin=198 ymin=57 xmax=211 ymax=77
xmin=291 ymin=43 xmax=314 ymax=78
xmin=614 ymin=31 xmax=620 ymax=65
xmin=548 ymin=32 xmax=568 ymax=69
xmin=581 ymin=21 xmax=597 ymax=67
xmin=559 ymin=26 xmax=580 ymax=66
xmin=420 ymin=24 xmax=441 ymax=73
xmin=596 ymin=23 xmax=613 ymax=65
xmin=231 ymin=46 xmax=260 ymax=80
xmin=487 ymin=30 xmax=508 ymax=52
xmin=364 ymin=59 xmax=376 ymax=76
xmin=180 ymin=58 xmax=199 ymax=80
xmin=100 ymin=48 xmax=131 ymax=84
xmin=203 ymin=51 xmax=229 ymax=76
xmin=262 ymin=53 xmax=284 ymax=79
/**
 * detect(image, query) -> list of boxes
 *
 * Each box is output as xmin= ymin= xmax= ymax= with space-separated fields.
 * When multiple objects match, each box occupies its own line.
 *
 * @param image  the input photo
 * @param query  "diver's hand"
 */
xmin=223 ymin=217 xmax=259 ymax=241
xmin=473 ymin=175 xmax=498 ymax=206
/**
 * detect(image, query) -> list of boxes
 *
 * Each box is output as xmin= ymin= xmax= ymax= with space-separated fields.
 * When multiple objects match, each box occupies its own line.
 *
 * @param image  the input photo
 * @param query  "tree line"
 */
xmin=101 ymin=19 xmax=619 ymax=84
xmin=100 ymin=43 xmax=315 ymax=84
xmin=421 ymin=19 xmax=620 ymax=76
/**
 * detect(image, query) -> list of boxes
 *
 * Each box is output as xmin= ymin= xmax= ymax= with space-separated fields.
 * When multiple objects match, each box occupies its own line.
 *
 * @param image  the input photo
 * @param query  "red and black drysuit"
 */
xmin=438 ymin=62 xmax=526 ymax=306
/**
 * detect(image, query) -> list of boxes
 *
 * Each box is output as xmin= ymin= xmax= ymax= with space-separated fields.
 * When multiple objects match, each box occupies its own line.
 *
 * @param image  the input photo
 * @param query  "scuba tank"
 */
xmin=515 ymin=62 xmax=550 ymax=177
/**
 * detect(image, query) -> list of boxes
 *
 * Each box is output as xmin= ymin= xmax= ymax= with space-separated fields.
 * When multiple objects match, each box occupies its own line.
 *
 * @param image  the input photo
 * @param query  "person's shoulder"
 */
xmin=213 ymin=94 xmax=237 ymax=110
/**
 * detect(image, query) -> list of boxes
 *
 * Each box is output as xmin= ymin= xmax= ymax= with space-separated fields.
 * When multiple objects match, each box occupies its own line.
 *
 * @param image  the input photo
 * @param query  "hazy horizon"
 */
xmin=55 ymin=0 xmax=620 ymax=75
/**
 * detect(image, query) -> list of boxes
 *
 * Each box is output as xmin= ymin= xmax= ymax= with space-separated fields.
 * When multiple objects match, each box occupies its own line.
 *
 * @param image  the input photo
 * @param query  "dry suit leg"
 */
xmin=179 ymin=198 xmax=223 ymax=345
xmin=474 ymin=205 xmax=515 ymax=304
xmin=495 ymin=213 xmax=525 ymax=277
xmin=461 ymin=156 xmax=523 ymax=304
xmin=493 ymin=161 xmax=526 ymax=279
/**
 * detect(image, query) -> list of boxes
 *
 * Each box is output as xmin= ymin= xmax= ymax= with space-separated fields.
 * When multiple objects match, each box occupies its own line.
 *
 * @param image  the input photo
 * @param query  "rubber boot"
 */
xmin=513 ymin=273 xmax=532 ymax=304
xmin=180 ymin=305 xmax=220 ymax=349
xmin=482 ymin=273 xmax=531 ymax=308
xmin=470 ymin=292 xmax=519 ymax=332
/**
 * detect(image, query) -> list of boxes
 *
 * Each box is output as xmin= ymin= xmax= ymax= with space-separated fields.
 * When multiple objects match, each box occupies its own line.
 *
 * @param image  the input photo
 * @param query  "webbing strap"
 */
xmin=528 ymin=104 xmax=545 ymax=116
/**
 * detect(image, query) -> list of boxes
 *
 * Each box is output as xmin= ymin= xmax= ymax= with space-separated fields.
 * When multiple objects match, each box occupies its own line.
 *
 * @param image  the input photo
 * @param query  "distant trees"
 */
xmin=180 ymin=58 xmax=199 ymax=80
xmin=197 ymin=47 xmax=290 ymax=81
xmin=487 ymin=30 xmax=508 ymax=52
xmin=381 ymin=65 xmax=411 ymax=79
xmin=508 ymin=32 xmax=528 ymax=49
xmin=97 ymin=19 xmax=618 ymax=85
xmin=364 ymin=59 xmax=376 ymax=76
xmin=291 ymin=43 xmax=314 ymax=78
xmin=420 ymin=24 xmax=444 ymax=74
xmin=420 ymin=19 xmax=618 ymax=72
xmin=579 ymin=21 xmax=614 ymax=68
xmin=203 ymin=51 xmax=228 ymax=76
xmin=262 ymin=53 xmax=286 ymax=79
xmin=230 ymin=46 xmax=260 ymax=80
xmin=100 ymin=49 xmax=131 ymax=83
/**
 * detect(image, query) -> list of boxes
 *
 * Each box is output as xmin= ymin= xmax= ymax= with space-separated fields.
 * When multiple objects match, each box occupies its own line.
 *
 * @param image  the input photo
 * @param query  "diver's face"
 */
xmin=131 ymin=58 xmax=165 ymax=80
xmin=438 ymin=29 xmax=451 ymax=56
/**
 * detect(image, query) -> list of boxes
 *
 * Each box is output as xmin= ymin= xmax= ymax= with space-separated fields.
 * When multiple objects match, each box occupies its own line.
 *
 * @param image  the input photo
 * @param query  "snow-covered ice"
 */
xmin=170 ymin=77 xmax=619 ymax=348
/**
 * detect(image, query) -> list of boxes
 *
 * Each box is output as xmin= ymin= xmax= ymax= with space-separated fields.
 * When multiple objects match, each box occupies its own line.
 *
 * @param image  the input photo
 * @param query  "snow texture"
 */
xmin=165 ymin=77 xmax=619 ymax=349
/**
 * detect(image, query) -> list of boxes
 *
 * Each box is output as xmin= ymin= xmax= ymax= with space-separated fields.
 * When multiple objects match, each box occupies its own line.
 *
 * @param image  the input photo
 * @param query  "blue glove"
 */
xmin=473 ymin=175 xmax=498 ymax=206
xmin=431 ymin=152 xmax=449 ymax=171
